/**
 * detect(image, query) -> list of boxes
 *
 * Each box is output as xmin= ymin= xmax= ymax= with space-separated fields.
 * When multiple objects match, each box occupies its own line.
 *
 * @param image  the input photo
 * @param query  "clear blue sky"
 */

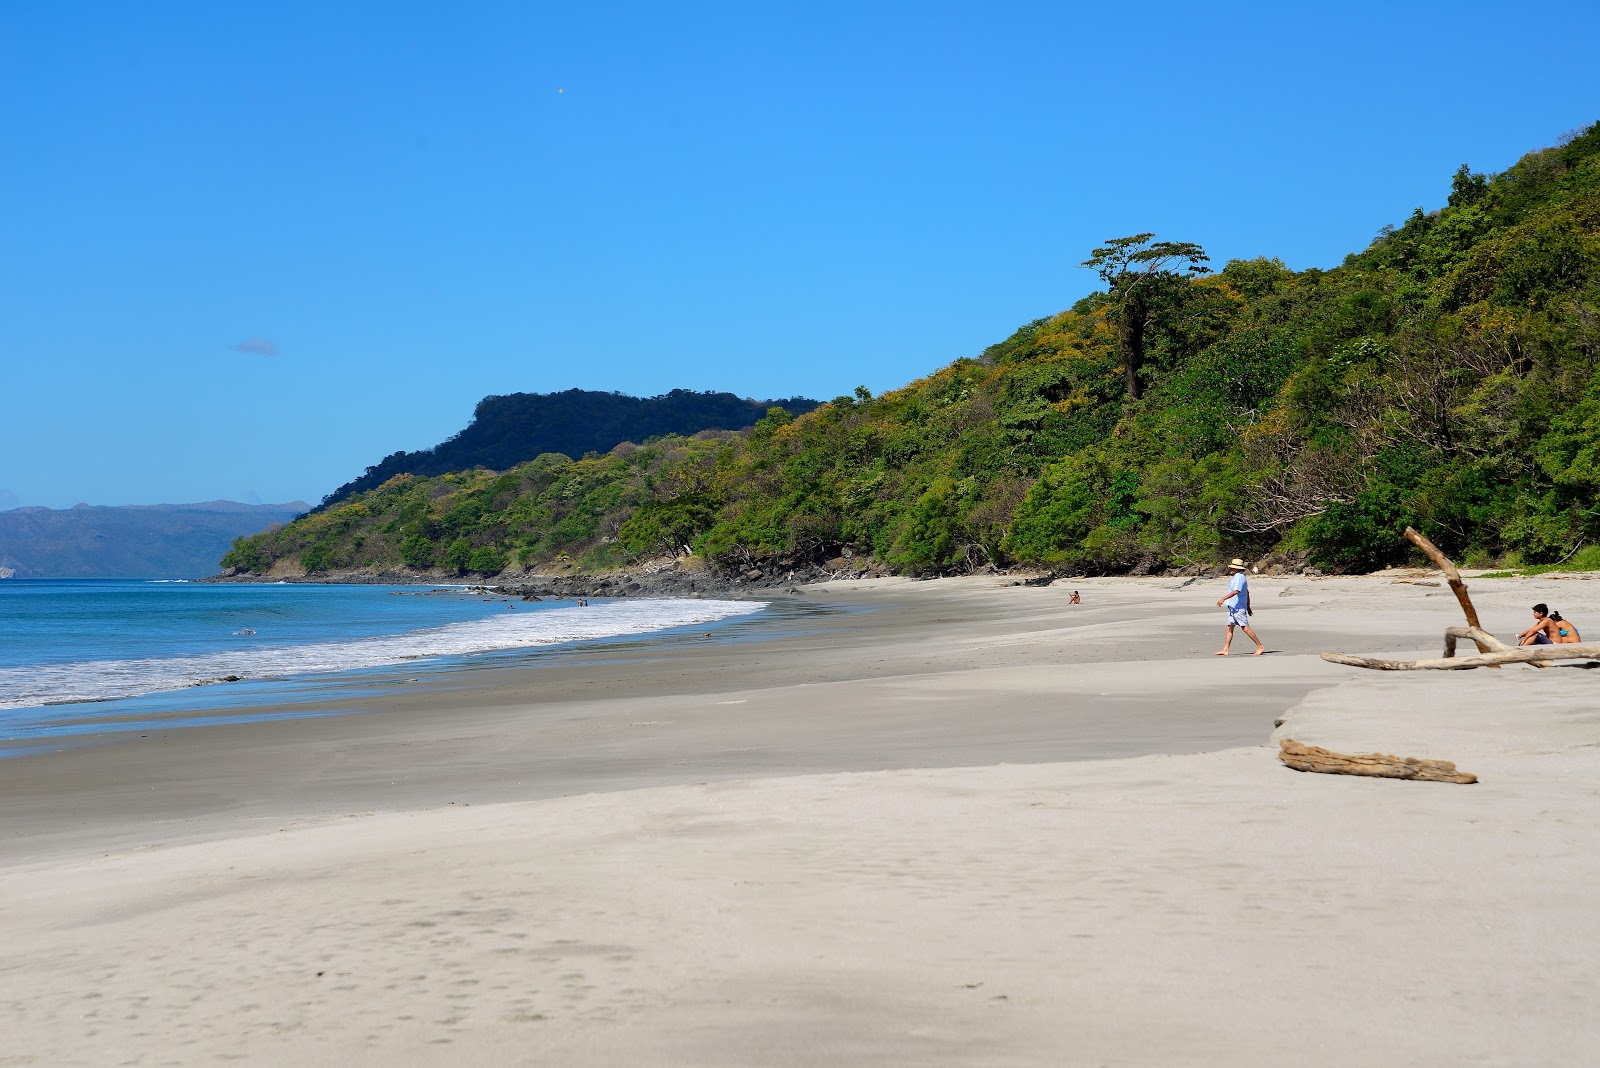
xmin=3 ymin=2 xmax=1596 ymax=509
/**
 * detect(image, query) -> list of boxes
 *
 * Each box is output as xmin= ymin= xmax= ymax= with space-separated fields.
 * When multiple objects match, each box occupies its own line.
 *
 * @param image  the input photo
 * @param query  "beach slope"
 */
xmin=2 ymin=575 xmax=1597 ymax=1064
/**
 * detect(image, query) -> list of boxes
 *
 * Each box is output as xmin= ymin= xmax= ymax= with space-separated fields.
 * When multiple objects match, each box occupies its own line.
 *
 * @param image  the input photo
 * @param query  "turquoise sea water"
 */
xmin=0 ymin=580 xmax=766 ymax=743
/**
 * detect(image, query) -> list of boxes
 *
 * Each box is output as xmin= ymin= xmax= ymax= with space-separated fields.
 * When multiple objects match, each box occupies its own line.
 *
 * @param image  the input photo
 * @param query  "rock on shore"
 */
xmin=205 ymin=556 xmax=895 ymax=599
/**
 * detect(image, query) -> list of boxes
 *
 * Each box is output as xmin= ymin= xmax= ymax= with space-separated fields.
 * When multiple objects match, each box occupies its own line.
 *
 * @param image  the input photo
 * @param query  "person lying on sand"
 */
xmin=1519 ymin=604 xmax=1582 ymax=645
xmin=1215 ymin=558 xmax=1265 ymax=656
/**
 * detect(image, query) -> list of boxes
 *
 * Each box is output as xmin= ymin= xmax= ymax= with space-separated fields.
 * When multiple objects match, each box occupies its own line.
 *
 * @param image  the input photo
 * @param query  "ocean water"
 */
xmin=0 ymin=580 xmax=765 ymax=733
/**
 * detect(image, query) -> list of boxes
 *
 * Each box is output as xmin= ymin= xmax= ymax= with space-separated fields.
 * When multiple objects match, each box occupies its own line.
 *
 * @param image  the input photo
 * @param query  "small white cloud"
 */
xmin=0 ymin=488 xmax=17 ymax=510
xmin=230 ymin=337 xmax=279 ymax=356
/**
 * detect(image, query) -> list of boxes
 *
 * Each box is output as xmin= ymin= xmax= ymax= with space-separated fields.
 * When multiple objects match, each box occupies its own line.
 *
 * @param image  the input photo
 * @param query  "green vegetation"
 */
xmin=226 ymin=126 xmax=1600 ymax=579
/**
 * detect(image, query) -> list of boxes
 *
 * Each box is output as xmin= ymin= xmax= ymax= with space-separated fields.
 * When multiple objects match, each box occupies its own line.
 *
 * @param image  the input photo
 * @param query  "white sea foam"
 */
xmin=0 ymin=599 xmax=764 ymax=711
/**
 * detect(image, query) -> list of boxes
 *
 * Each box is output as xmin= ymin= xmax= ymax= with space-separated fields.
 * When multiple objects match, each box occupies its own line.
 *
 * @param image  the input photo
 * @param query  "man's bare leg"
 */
xmin=1216 ymin=624 xmax=1235 ymax=656
xmin=1241 ymin=623 xmax=1266 ymax=655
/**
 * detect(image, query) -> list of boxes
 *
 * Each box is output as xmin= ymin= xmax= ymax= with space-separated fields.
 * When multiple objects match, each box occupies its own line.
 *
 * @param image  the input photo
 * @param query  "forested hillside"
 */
xmin=226 ymin=125 xmax=1600 ymax=579
xmin=318 ymin=388 xmax=820 ymax=508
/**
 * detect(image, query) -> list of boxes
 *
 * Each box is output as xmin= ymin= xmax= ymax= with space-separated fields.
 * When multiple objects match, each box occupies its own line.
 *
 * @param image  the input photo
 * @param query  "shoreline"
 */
xmin=3 ymin=572 xmax=1597 ymax=1063
xmin=3 ymin=573 xmax=1344 ymax=863
xmin=0 ymin=590 xmax=793 ymax=753
xmin=195 ymin=555 xmax=1600 ymax=610
xmin=8 ymin=570 xmax=1590 ymax=861
xmin=198 ymin=557 xmax=850 ymax=599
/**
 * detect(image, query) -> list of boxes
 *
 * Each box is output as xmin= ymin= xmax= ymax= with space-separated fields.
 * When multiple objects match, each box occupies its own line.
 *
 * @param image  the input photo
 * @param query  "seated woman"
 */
xmin=1550 ymin=611 xmax=1582 ymax=644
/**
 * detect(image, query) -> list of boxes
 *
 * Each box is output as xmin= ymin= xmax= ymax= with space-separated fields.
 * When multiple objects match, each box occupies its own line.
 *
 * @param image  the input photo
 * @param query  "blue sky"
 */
xmin=2 ymin=2 xmax=1597 ymax=509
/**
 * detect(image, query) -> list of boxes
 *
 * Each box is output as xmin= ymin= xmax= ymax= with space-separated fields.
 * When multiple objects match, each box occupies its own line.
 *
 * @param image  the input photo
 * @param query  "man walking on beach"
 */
xmin=1215 ymin=557 xmax=1265 ymax=656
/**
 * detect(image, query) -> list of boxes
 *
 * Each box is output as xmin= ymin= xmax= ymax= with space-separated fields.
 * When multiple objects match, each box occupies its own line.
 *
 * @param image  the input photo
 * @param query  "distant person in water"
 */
xmin=1215 ymin=558 xmax=1265 ymax=656
xmin=1519 ymin=604 xmax=1581 ymax=645
xmin=1069 ymin=590 xmax=1081 ymax=605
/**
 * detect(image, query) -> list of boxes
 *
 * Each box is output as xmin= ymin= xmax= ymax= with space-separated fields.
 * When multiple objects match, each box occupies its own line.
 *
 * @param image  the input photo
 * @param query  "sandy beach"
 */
xmin=3 ymin=572 xmax=1597 ymax=1065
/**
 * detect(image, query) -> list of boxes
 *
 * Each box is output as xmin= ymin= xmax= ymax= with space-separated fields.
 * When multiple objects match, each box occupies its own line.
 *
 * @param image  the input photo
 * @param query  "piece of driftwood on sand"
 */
xmin=1321 ymin=643 xmax=1600 ymax=670
xmin=1442 ymin=625 xmax=1510 ymax=658
xmin=1402 ymin=526 xmax=1503 ymax=657
xmin=1278 ymin=739 xmax=1478 ymax=784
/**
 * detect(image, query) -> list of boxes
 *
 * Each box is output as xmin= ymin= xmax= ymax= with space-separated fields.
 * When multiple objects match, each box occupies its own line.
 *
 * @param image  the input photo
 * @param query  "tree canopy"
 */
xmin=1081 ymin=234 xmax=1212 ymax=399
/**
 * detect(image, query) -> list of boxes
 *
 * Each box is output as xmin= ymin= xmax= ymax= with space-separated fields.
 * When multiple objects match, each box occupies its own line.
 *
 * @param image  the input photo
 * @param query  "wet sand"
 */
xmin=3 ymin=574 xmax=1397 ymax=861
xmin=3 ymin=572 xmax=1597 ymax=1064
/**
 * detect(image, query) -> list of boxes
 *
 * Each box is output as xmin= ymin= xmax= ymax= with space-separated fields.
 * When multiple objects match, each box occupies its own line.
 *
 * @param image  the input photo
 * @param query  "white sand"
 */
xmin=3 ymin=574 xmax=1597 ymax=1064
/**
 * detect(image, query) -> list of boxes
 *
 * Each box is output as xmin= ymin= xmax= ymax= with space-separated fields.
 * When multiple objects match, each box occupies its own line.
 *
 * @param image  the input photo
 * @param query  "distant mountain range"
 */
xmin=318 ymin=388 xmax=820 ymax=509
xmin=0 ymin=501 xmax=307 ymax=578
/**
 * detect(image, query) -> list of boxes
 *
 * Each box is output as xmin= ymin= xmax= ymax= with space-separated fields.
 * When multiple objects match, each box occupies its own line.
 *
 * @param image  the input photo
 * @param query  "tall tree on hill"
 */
xmin=1081 ymin=234 xmax=1211 ymax=399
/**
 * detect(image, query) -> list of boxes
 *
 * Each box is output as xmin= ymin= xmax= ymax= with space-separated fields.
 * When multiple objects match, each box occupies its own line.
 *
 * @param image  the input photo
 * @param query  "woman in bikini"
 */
xmin=1550 ymin=610 xmax=1582 ymax=643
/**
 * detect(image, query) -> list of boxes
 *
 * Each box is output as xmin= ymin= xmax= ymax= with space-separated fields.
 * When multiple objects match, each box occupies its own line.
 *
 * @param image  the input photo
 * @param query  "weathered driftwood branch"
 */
xmin=1403 ymin=526 xmax=1497 ymax=656
xmin=1279 ymin=739 xmax=1477 ymax=784
xmin=1321 ymin=643 xmax=1600 ymax=671
xmin=1442 ymin=625 xmax=1512 ymax=659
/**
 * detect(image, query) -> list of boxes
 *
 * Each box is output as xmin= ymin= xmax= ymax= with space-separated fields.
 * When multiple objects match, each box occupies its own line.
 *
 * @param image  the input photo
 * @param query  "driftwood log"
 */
xmin=1442 ymin=625 xmax=1511 ymax=658
xmin=1321 ymin=642 xmax=1600 ymax=670
xmin=1401 ymin=524 xmax=1510 ymax=668
xmin=1402 ymin=526 xmax=1500 ymax=657
xmin=1279 ymin=739 xmax=1477 ymax=784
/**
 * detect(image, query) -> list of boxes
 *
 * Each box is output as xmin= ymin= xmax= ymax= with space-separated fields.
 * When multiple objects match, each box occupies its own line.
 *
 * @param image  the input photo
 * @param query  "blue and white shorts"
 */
xmin=1226 ymin=607 xmax=1250 ymax=627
